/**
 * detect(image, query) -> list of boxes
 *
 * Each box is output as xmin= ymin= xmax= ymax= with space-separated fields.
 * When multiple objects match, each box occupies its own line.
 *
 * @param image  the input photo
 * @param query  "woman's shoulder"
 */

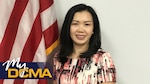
xmin=93 ymin=49 xmax=112 ymax=59
xmin=92 ymin=49 xmax=115 ymax=68
xmin=96 ymin=49 xmax=111 ymax=55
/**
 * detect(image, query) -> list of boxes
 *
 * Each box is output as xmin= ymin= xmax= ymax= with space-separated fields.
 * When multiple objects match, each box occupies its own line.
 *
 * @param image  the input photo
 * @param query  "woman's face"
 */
xmin=70 ymin=11 xmax=94 ymax=46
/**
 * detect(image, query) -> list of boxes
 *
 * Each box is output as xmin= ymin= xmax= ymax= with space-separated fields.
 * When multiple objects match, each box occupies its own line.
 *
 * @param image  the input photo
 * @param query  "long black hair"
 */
xmin=58 ymin=4 xmax=101 ymax=64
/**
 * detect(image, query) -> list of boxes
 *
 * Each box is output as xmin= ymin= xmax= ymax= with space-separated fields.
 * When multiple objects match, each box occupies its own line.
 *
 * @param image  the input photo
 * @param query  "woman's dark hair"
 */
xmin=59 ymin=4 xmax=101 ymax=64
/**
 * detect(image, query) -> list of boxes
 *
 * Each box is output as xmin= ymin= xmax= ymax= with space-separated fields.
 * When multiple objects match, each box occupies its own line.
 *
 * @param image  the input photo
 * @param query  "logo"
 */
xmin=0 ymin=58 xmax=53 ymax=79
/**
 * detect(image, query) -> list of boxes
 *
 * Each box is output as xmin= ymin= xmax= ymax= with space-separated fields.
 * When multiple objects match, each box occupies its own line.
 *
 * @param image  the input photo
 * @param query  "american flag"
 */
xmin=0 ymin=0 xmax=59 ymax=84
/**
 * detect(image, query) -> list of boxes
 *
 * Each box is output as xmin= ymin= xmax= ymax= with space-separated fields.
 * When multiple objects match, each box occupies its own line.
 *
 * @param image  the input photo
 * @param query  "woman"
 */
xmin=53 ymin=4 xmax=116 ymax=84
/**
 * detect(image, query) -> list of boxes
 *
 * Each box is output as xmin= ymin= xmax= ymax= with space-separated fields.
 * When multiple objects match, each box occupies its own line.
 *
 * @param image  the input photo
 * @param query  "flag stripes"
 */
xmin=0 ymin=0 xmax=29 ymax=62
xmin=9 ymin=0 xmax=39 ymax=61
xmin=40 ymin=0 xmax=53 ymax=12
xmin=44 ymin=21 xmax=58 ymax=49
xmin=0 ymin=0 xmax=58 ymax=84
xmin=0 ymin=0 xmax=16 ymax=44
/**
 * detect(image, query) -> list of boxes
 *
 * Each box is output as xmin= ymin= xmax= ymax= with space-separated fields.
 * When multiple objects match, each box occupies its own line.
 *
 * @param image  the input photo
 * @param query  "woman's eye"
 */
xmin=85 ymin=24 xmax=90 ymax=26
xmin=71 ymin=23 xmax=78 ymax=25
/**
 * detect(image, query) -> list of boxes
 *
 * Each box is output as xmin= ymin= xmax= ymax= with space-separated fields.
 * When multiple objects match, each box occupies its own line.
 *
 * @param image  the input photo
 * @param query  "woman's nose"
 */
xmin=77 ymin=24 xmax=84 ymax=32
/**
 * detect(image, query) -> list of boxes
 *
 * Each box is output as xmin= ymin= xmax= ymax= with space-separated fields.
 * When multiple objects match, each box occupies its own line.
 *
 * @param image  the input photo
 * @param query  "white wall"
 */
xmin=54 ymin=0 xmax=150 ymax=84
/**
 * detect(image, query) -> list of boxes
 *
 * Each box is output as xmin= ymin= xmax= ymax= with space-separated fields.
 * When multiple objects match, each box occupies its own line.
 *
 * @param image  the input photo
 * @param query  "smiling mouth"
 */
xmin=76 ymin=35 xmax=85 ymax=40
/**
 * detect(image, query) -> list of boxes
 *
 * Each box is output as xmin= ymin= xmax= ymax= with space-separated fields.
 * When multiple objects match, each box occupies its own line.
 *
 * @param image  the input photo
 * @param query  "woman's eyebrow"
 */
xmin=72 ymin=20 xmax=92 ymax=22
